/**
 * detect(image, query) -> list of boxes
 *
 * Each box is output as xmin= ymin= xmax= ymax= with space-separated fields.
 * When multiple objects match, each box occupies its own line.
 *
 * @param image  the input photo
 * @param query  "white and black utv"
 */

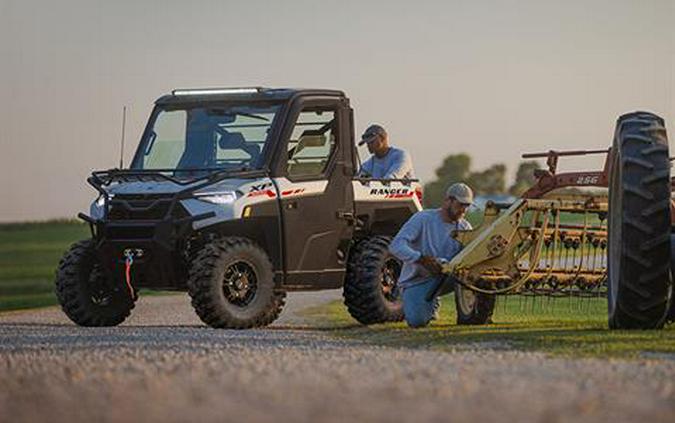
xmin=56 ymin=87 xmax=422 ymax=328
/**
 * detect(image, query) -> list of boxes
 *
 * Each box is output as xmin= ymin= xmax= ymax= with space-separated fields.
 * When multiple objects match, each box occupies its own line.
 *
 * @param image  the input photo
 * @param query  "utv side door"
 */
xmin=276 ymin=96 xmax=355 ymax=289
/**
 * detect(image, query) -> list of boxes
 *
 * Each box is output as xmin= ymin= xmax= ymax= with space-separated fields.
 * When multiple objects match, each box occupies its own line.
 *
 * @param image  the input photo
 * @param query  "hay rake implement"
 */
xmin=439 ymin=112 xmax=674 ymax=329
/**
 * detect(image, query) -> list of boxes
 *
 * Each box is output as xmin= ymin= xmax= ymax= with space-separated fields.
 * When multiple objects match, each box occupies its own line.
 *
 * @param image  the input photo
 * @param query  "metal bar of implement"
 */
xmin=439 ymin=197 xmax=609 ymax=298
xmin=521 ymin=149 xmax=609 ymax=159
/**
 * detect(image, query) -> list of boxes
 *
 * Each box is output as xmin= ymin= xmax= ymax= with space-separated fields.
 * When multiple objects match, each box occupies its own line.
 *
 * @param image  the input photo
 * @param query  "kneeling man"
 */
xmin=389 ymin=182 xmax=474 ymax=327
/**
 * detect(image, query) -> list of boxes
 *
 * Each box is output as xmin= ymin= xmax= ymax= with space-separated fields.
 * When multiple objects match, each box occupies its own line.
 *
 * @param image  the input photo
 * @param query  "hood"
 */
xmin=105 ymin=179 xmax=249 ymax=196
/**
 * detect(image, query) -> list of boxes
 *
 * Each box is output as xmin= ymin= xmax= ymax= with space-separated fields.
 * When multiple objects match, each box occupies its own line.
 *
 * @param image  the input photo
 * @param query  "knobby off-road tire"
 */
xmin=343 ymin=236 xmax=404 ymax=325
xmin=454 ymin=283 xmax=496 ymax=325
xmin=55 ymin=239 xmax=135 ymax=326
xmin=187 ymin=237 xmax=285 ymax=329
xmin=608 ymin=111 xmax=672 ymax=329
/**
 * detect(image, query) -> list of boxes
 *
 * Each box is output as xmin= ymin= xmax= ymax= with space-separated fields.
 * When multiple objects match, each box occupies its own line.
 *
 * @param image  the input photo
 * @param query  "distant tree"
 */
xmin=434 ymin=153 xmax=471 ymax=182
xmin=467 ymin=164 xmax=507 ymax=196
xmin=422 ymin=154 xmax=508 ymax=207
xmin=508 ymin=161 xmax=541 ymax=196
xmin=422 ymin=154 xmax=471 ymax=208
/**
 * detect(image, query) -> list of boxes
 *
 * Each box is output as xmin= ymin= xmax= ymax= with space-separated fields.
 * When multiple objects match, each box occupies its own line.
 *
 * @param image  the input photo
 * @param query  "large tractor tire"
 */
xmin=187 ymin=237 xmax=285 ymax=329
xmin=608 ymin=111 xmax=672 ymax=329
xmin=343 ymin=236 xmax=404 ymax=324
xmin=55 ymin=239 xmax=135 ymax=326
xmin=454 ymin=283 xmax=496 ymax=325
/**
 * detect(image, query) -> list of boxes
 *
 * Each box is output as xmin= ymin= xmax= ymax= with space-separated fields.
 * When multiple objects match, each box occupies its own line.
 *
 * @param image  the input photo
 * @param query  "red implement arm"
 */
xmin=521 ymin=149 xmax=611 ymax=198
xmin=520 ymin=148 xmax=675 ymax=223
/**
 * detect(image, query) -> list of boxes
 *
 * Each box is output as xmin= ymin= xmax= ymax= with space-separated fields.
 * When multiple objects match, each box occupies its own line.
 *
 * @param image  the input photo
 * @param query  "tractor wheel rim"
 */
xmin=457 ymin=286 xmax=477 ymax=314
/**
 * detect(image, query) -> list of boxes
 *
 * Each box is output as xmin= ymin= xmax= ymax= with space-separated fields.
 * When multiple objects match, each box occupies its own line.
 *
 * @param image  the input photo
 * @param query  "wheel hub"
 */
xmin=223 ymin=261 xmax=257 ymax=306
xmin=381 ymin=258 xmax=402 ymax=302
xmin=458 ymin=287 xmax=477 ymax=313
xmin=88 ymin=265 xmax=114 ymax=307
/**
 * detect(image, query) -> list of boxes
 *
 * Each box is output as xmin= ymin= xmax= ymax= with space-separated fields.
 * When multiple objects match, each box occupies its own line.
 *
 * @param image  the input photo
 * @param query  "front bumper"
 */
xmin=80 ymin=210 xmax=215 ymax=291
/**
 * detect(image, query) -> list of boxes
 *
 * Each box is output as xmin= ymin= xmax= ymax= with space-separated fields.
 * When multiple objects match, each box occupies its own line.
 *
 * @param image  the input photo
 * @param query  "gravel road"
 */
xmin=1 ymin=292 xmax=674 ymax=423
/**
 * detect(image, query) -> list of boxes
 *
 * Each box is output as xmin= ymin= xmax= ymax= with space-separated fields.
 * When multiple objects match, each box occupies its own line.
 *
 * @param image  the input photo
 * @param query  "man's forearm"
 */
xmin=389 ymin=237 xmax=422 ymax=263
xmin=389 ymin=212 xmax=423 ymax=263
xmin=382 ymin=151 xmax=413 ymax=179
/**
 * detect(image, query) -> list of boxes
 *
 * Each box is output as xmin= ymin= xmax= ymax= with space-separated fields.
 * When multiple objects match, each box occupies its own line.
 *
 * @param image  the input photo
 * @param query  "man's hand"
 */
xmin=417 ymin=255 xmax=443 ymax=275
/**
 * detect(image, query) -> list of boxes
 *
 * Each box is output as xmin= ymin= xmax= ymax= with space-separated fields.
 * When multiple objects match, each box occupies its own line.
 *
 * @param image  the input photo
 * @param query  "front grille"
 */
xmin=106 ymin=226 xmax=155 ymax=240
xmin=107 ymin=195 xmax=188 ymax=221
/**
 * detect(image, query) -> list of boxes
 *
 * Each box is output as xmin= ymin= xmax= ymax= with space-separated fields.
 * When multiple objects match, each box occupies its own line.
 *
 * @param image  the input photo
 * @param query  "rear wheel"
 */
xmin=55 ymin=239 xmax=135 ymax=326
xmin=608 ymin=111 xmax=672 ymax=329
xmin=187 ymin=237 xmax=285 ymax=329
xmin=343 ymin=236 xmax=404 ymax=324
xmin=454 ymin=283 xmax=495 ymax=325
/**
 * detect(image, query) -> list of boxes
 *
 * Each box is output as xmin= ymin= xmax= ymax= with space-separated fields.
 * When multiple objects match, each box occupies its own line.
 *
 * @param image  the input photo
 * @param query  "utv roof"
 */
xmin=155 ymin=87 xmax=346 ymax=105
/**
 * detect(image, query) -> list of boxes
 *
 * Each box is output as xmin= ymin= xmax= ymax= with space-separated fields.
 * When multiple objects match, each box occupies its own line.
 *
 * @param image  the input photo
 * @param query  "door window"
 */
xmin=286 ymin=109 xmax=337 ymax=178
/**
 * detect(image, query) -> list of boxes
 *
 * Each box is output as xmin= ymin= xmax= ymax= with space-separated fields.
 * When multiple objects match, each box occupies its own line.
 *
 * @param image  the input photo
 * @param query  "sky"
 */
xmin=1 ymin=0 xmax=674 ymax=221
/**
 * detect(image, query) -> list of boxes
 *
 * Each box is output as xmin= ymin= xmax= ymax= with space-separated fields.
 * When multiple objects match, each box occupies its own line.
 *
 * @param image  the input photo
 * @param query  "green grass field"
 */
xmin=0 ymin=220 xmax=90 ymax=312
xmin=301 ymin=296 xmax=675 ymax=358
xmin=3 ymin=220 xmax=673 ymax=359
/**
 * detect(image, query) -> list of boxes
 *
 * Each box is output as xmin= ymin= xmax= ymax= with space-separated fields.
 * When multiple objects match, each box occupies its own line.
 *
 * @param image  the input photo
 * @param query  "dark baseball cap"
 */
xmin=359 ymin=124 xmax=387 ymax=146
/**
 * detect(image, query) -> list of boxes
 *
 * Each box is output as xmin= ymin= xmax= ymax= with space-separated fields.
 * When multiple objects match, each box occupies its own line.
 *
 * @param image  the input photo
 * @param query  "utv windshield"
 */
xmin=132 ymin=103 xmax=281 ymax=172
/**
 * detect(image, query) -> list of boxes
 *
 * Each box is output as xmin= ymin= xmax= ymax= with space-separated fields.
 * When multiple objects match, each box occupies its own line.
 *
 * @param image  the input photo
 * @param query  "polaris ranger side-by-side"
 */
xmin=56 ymin=87 xmax=422 ymax=328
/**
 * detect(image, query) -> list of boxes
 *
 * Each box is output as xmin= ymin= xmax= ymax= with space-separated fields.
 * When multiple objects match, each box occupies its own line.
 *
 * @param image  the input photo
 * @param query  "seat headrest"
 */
xmin=218 ymin=131 xmax=247 ymax=149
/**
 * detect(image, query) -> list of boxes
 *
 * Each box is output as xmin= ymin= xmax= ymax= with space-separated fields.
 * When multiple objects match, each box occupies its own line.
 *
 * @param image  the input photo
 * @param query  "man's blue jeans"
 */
xmin=401 ymin=279 xmax=440 ymax=328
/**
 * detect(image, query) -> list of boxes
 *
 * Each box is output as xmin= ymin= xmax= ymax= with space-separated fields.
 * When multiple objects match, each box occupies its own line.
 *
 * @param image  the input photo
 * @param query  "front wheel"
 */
xmin=55 ymin=239 xmax=135 ymax=326
xmin=187 ymin=237 xmax=285 ymax=329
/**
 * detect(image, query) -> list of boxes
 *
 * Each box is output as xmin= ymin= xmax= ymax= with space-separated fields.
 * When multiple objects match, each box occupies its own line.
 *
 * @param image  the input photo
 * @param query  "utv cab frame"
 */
xmin=56 ymin=87 xmax=422 ymax=328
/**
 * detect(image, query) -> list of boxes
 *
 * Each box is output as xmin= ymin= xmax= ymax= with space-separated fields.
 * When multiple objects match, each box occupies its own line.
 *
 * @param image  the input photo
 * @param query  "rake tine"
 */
xmin=593 ymin=239 xmax=600 ymax=271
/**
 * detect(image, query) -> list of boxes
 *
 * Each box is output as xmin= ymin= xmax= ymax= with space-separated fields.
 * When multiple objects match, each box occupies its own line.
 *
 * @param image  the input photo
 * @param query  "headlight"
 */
xmin=95 ymin=194 xmax=114 ymax=207
xmin=195 ymin=191 xmax=237 ymax=205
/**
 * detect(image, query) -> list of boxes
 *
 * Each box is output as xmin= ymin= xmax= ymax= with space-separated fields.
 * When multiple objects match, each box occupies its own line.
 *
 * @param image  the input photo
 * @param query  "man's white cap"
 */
xmin=446 ymin=182 xmax=474 ymax=205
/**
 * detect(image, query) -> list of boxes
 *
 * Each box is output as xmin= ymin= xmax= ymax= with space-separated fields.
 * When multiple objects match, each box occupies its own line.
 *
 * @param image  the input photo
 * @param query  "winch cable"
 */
xmin=124 ymin=251 xmax=138 ymax=300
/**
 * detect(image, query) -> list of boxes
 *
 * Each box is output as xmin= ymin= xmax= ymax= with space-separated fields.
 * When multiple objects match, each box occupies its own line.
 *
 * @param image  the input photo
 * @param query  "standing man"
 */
xmin=359 ymin=124 xmax=415 ymax=179
xmin=389 ymin=183 xmax=474 ymax=328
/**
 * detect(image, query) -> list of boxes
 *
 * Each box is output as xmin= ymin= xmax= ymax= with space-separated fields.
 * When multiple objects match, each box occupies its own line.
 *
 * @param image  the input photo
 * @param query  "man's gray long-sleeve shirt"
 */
xmin=389 ymin=209 xmax=472 ymax=289
xmin=360 ymin=147 xmax=415 ymax=179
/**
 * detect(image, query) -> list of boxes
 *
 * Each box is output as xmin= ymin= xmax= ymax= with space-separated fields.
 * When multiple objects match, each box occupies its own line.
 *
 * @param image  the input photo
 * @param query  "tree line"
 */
xmin=422 ymin=154 xmax=540 ymax=208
